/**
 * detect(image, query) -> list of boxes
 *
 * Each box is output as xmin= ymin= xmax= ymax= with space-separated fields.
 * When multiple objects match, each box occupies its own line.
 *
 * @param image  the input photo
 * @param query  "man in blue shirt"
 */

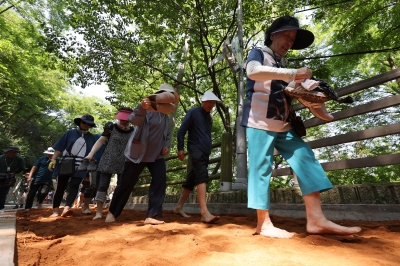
xmin=25 ymin=147 xmax=57 ymax=210
xmin=174 ymin=91 xmax=221 ymax=223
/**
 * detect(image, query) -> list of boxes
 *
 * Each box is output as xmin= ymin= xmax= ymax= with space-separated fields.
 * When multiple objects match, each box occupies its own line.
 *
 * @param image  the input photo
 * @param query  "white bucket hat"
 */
xmin=201 ymin=91 xmax=221 ymax=102
xmin=43 ymin=147 xmax=55 ymax=154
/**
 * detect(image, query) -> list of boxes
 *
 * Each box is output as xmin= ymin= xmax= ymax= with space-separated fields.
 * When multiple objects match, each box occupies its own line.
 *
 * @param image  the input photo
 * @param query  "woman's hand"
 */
xmin=161 ymin=147 xmax=169 ymax=155
xmin=294 ymin=67 xmax=312 ymax=82
xmin=141 ymin=97 xmax=151 ymax=110
xmin=177 ymin=150 xmax=185 ymax=161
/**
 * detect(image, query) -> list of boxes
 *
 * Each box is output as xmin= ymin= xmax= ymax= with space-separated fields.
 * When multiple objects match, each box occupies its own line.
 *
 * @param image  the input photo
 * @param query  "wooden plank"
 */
xmin=272 ymin=154 xmax=400 ymax=177
xmin=307 ymin=123 xmax=400 ymax=149
xmin=336 ymin=68 xmax=400 ymax=96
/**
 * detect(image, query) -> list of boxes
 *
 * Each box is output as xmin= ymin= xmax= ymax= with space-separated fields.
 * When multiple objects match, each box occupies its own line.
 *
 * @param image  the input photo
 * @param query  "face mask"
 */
xmin=77 ymin=127 xmax=89 ymax=135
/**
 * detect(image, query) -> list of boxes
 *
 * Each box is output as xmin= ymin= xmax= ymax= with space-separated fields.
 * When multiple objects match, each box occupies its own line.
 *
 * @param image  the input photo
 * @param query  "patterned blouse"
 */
xmin=97 ymin=123 xmax=134 ymax=174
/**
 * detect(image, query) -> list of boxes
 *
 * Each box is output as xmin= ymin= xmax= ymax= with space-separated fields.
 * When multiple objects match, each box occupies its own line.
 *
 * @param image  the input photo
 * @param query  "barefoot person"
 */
xmin=174 ymin=91 xmax=221 ymax=223
xmin=25 ymin=147 xmax=56 ymax=210
xmin=48 ymin=114 xmax=97 ymax=217
xmin=241 ymin=15 xmax=361 ymax=238
xmin=83 ymin=107 xmax=134 ymax=220
xmin=105 ymin=84 xmax=178 ymax=224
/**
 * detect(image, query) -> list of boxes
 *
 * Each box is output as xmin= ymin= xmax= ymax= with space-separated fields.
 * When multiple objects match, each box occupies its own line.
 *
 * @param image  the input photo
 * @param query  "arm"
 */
xmin=247 ymin=60 xmax=312 ymax=83
xmin=85 ymin=136 xmax=108 ymax=160
xmin=27 ymin=166 xmax=38 ymax=182
xmin=128 ymin=100 xmax=149 ymax=126
xmin=176 ymin=111 xmax=192 ymax=160
xmin=48 ymin=150 xmax=62 ymax=171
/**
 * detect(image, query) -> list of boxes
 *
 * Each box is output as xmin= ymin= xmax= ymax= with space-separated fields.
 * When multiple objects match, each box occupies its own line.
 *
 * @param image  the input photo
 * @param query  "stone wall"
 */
xmin=128 ymin=182 xmax=400 ymax=205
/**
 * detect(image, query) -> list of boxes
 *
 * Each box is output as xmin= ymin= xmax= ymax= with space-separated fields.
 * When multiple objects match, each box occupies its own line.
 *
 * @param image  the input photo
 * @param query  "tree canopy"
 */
xmin=1 ymin=0 xmax=399 ymax=186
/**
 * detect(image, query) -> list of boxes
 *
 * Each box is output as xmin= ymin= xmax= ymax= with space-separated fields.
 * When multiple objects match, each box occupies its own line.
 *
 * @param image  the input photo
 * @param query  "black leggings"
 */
xmin=52 ymin=175 xmax=83 ymax=208
xmin=25 ymin=180 xmax=51 ymax=209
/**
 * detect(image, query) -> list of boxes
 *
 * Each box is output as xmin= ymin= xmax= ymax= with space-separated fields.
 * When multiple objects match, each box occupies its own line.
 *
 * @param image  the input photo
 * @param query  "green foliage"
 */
xmin=1 ymin=0 xmax=398 ymax=190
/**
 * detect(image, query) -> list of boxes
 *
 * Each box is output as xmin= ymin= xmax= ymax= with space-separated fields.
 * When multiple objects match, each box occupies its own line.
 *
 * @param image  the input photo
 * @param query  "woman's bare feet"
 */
xmin=93 ymin=212 xmax=102 ymax=220
xmin=49 ymin=208 xmax=59 ymax=217
xmin=37 ymin=203 xmax=43 ymax=209
xmin=144 ymin=217 xmax=165 ymax=225
xmin=105 ymin=212 xmax=115 ymax=223
xmin=49 ymin=212 xmax=59 ymax=217
xmin=307 ymin=219 xmax=361 ymax=235
xmin=257 ymin=221 xmax=294 ymax=238
xmin=200 ymin=213 xmax=220 ymax=224
xmin=173 ymin=207 xmax=191 ymax=218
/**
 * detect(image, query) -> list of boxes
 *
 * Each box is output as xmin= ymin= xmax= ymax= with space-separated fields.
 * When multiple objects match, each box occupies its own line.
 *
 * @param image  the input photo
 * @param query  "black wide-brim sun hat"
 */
xmin=265 ymin=16 xmax=314 ymax=50
xmin=74 ymin=114 xmax=97 ymax=127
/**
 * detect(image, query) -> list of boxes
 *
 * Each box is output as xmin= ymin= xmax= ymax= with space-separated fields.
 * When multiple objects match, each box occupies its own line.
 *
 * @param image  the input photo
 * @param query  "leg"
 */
xmin=256 ymin=210 xmax=294 ymax=238
xmin=62 ymin=177 xmax=83 ymax=216
xmin=0 ymin=186 xmax=11 ymax=210
xmin=93 ymin=172 xmax=112 ymax=220
xmin=187 ymin=150 xmax=219 ymax=223
xmin=197 ymin=183 xmax=220 ymax=223
xmin=174 ymin=187 xmax=192 ymax=217
xmin=106 ymin=161 xmax=145 ymax=222
xmin=37 ymin=182 xmax=50 ymax=205
xmin=25 ymin=182 xmax=41 ymax=209
xmin=51 ymin=176 xmax=69 ymax=217
xmin=304 ymin=192 xmax=361 ymax=235
xmin=247 ymin=128 xmax=293 ymax=238
xmin=144 ymin=159 xmax=166 ymax=224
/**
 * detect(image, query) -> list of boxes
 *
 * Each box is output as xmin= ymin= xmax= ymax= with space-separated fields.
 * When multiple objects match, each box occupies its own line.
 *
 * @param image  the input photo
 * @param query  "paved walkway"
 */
xmin=0 ymin=205 xmax=17 ymax=266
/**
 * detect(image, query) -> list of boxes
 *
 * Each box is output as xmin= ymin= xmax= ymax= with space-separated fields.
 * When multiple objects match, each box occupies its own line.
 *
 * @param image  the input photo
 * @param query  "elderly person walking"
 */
xmin=83 ymin=107 xmax=134 ymax=219
xmin=241 ymin=15 xmax=361 ymax=238
xmin=48 ymin=114 xmax=98 ymax=217
xmin=105 ymin=84 xmax=178 ymax=225
xmin=174 ymin=91 xmax=221 ymax=223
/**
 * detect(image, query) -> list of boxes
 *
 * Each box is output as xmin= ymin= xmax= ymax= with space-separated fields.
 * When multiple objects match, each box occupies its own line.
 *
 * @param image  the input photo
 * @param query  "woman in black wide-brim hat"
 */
xmin=47 ymin=114 xmax=97 ymax=217
xmin=240 ymin=15 xmax=361 ymax=238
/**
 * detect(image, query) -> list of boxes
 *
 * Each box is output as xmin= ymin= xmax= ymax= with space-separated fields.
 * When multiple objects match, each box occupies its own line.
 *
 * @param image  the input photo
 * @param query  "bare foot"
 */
xmin=49 ymin=211 xmax=59 ymax=217
xmin=307 ymin=219 xmax=361 ymax=235
xmin=105 ymin=212 xmax=116 ymax=223
xmin=93 ymin=213 xmax=102 ymax=220
xmin=37 ymin=203 xmax=43 ymax=209
xmin=173 ymin=207 xmax=191 ymax=218
xmin=144 ymin=217 xmax=165 ymax=225
xmin=257 ymin=221 xmax=294 ymax=238
xmin=201 ymin=213 xmax=220 ymax=224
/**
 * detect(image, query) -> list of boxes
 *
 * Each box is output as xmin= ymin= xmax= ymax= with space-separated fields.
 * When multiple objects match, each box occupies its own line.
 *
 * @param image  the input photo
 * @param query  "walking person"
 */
xmin=48 ymin=114 xmax=98 ymax=217
xmin=0 ymin=146 xmax=26 ymax=213
xmin=83 ymin=107 xmax=134 ymax=219
xmin=174 ymin=91 xmax=221 ymax=223
xmin=105 ymin=84 xmax=178 ymax=224
xmin=25 ymin=147 xmax=57 ymax=210
xmin=241 ymin=15 xmax=361 ymax=238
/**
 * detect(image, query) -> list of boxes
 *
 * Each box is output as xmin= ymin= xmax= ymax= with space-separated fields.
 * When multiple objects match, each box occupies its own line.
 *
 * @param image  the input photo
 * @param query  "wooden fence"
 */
xmin=134 ymin=68 xmax=400 ymax=193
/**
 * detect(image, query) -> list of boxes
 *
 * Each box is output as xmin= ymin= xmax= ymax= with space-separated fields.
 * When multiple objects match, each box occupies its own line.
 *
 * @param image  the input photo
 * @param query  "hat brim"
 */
xmin=3 ymin=148 xmax=19 ymax=153
xmin=115 ymin=112 xmax=131 ymax=121
xmin=271 ymin=28 xmax=314 ymax=50
xmin=43 ymin=151 xmax=54 ymax=154
xmin=154 ymin=90 xmax=180 ymax=105
xmin=74 ymin=118 xmax=96 ymax=128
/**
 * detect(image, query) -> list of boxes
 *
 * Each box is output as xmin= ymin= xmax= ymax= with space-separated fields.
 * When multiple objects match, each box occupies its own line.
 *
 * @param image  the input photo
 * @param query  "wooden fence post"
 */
xmin=220 ymin=132 xmax=233 ymax=191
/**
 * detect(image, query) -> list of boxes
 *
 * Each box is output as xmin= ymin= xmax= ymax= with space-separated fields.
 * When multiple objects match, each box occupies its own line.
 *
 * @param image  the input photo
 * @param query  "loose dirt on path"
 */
xmin=16 ymin=207 xmax=400 ymax=266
